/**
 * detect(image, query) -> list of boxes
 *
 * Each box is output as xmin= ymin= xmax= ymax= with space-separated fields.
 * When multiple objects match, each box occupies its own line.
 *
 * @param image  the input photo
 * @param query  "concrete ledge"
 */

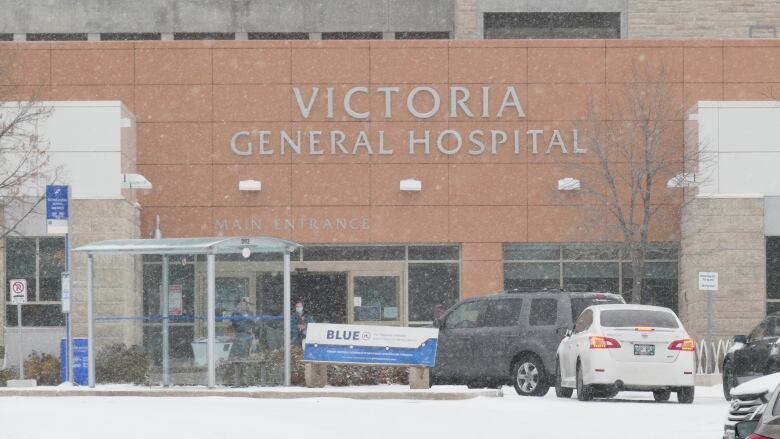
xmin=6 ymin=379 xmax=36 ymax=388
xmin=0 ymin=387 xmax=502 ymax=400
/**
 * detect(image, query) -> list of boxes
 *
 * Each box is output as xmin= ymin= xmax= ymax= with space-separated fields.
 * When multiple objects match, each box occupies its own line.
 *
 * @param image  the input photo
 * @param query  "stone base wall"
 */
xmin=679 ymin=197 xmax=766 ymax=342
xmin=627 ymin=0 xmax=780 ymax=38
xmin=69 ymin=199 xmax=142 ymax=350
xmin=455 ymin=0 xmax=478 ymax=39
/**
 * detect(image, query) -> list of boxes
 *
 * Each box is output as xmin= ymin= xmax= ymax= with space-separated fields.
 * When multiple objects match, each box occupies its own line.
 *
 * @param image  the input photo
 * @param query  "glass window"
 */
xmin=321 ymin=32 xmax=382 ymax=40
xmin=622 ymin=262 xmax=678 ymax=310
xmin=563 ymin=262 xmax=619 ymax=293
xmin=39 ymin=237 xmax=65 ymax=301
xmin=600 ymin=310 xmax=679 ymax=329
xmin=6 ymin=304 xmax=65 ymax=326
xmin=248 ymin=32 xmax=309 ymax=40
xmin=645 ymin=244 xmax=679 ymax=260
xmin=504 ymin=263 xmax=560 ymax=290
xmin=5 ymin=238 xmax=36 ymax=301
xmin=749 ymin=321 xmax=767 ymax=342
xmin=768 ymin=317 xmax=780 ymax=338
xmin=529 ymin=298 xmax=558 ymax=326
xmin=353 ymin=276 xmax=399 ymax=322
xmin=408 ymin=246 xmax=459 ymax=261
xmin=408 ymin=263 xmax=459 ymax=322
xmin=768 ymin=238 xmax=780 ymax=300
xmin=481 ymin=299 xmax=523 ymax=327
xmin=395 ymin=32 xmax=450 ymax=39
xmin=444 ymin=301 xmax=485 ymax=329
xmin=484 ymin=12 xmax=621 ymax=39
xmin=174 ymin=32 xmax=235 ymax=40
xmin=26 ymin=33 xmax=88 ymax=41
xmin=574 ymin=309 xmax=593 ymax=333
xmin=303 ymin=246 xmax=405 ymax=261
xmin=504 ymin=244 xmax=559 ymax=261
xmin=100 ymin=33 xmax=162 ymax=41
xmin=570 ymin=296 xmax=624 ymax=322
xmin=562 ymin=244 xmax=619 ymax=260
xmin=769 ymin=301 xmax=780 ymax=316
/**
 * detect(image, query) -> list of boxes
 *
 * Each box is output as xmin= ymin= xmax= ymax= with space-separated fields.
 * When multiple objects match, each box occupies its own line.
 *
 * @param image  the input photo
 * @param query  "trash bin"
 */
xmin=191 ymin=337 xmax=233 ymax=367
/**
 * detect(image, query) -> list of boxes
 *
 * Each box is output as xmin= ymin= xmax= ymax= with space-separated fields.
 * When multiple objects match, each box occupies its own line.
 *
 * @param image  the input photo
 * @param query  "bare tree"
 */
xmin=573 ymin=64 xmax=700 ymax=304
xmin=0 ymin=86 xmax=54 ymax=241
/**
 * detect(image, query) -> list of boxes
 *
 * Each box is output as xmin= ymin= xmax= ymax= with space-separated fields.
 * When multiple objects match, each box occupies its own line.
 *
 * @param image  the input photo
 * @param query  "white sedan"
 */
xmin=555 ymin=304 xmax=696 ymax=403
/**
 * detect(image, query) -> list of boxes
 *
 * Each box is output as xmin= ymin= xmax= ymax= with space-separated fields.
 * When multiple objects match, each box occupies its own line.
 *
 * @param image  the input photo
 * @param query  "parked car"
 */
xmin=431 ymin=288 xmax=624 ymax=396
xmin=723 ymin=313 xmax=780 ymax=400
xmin=724 ymin=372 xmax=780 ymax=439
xmin=555 ymin=304 xmax=696 ymax=403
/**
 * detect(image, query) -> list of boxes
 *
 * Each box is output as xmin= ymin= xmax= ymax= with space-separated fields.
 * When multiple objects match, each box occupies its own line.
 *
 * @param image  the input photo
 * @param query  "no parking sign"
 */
xmin=9 ymin=279 xmax=27 ymax=304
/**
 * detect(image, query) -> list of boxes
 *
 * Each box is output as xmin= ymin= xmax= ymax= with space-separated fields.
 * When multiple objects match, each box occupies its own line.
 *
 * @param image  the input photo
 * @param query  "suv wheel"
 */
xmin=512 ymin=355 xmax=549 ymax=397
xmin=677 ymin=386 xmax=695 ymax=404
xmin=554 ymin=359 xmax=573 ymax=398
xmin=723 ymin=359 xmax=737 ymax=400
xmin=576 ymin=361 xmax=593 ymax=401
xmin=653 ymin=389 xmax=671 ymax=402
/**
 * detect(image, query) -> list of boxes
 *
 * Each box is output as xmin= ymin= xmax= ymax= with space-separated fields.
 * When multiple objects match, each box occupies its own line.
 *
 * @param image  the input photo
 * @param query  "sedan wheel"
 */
xmin=555 ymin=359 xmax=573 ymax=398
xmin=512 ymin=356 xmax=549 ymax=397
xmin=576 ymin=362 xmax=593 ymax=401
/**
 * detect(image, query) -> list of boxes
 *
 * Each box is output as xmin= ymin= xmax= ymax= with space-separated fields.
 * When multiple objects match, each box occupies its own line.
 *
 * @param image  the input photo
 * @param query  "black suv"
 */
xmin=432 ymin=288 xmax=624 ymax=396
xmin=723 ymin=312 xmax=780 ymax=400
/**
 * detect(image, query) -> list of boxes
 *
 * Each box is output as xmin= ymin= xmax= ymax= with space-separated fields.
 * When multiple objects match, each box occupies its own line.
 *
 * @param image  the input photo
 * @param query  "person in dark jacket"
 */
xmin=231 ymin=297 xmax=257 ymax=358
xmin=291 ymin=301 xmax=315 ymax=346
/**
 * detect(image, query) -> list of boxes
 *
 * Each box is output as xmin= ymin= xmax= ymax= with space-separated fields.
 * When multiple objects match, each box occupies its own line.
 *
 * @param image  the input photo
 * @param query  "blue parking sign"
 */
xmin=46 ymin=185 xmax=69 ymax=220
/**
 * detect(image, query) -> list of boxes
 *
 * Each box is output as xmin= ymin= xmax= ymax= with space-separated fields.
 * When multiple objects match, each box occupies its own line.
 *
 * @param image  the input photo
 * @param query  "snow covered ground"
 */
xmin=0 ymin=385 xmax=729 ymax=439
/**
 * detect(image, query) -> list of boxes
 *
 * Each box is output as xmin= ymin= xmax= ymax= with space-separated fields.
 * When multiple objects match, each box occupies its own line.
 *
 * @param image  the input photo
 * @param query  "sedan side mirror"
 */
xmin=565 ymin=329 xmax=573 ymax=338
xmin=735 ymin=420 xmax=759 ymax=439
xmin=734 ymin=335 xmax=747 ymax=344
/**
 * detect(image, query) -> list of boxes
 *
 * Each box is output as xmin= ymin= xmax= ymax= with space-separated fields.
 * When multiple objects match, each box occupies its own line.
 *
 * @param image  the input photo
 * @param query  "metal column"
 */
xmin=206 ymin=253 xmax=216 ymax=388
xmin=161 ymin=255 xmax=170 ymax=387
xmin=87 ymin=254 xmax=95 ymax=388
xmin=283 ymin=251 xmax=291 ymax=386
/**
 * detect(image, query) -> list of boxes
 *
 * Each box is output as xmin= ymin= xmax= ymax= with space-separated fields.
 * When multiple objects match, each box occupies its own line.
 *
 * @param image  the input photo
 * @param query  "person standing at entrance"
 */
xmin=291 ymin=301 xmax=315 ymax=346
xmin=232 ymin=297 xmax=257 ymax=358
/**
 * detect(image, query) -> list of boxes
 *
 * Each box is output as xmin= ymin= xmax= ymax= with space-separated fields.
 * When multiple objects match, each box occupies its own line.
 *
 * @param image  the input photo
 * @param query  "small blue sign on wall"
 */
xmin=60 ymin=338 xmax=88 ymax=385
xmin=46 ymin=185 xmax=69 ymax=234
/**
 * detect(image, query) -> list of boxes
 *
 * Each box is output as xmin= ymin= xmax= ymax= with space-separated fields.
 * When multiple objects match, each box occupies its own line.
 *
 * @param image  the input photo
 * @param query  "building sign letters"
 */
xmin=230 ymin=86 xmax=586 ymax=158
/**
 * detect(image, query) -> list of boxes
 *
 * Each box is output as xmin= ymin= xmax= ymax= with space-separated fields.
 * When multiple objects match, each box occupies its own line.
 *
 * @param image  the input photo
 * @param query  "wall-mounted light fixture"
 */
xmin=557 ymin=177 xmax=581 ymax=191
xmin=238 ymin=179 xmax=262 ymax=192
xmin=400 ymin=178 xmax=422 ymax=192
xmin=666 ymin=173 xmax=696 ymax=188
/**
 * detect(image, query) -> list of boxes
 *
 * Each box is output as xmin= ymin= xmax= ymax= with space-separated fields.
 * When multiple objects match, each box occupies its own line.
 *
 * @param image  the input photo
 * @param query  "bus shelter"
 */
xmin=75 ymin=236 xmax=301 ymax=388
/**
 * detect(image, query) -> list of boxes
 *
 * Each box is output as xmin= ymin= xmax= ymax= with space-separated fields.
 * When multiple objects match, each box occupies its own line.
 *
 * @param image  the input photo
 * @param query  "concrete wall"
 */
xmin=679 ymin=196 xmax=766 ymax=341
xmin=0 ymin=0 xmax=453 ymax=34
xmin=627 ymin=0 xmax=780 ymax=39
xmin=696 ymin=102 xmax=780 ymax=198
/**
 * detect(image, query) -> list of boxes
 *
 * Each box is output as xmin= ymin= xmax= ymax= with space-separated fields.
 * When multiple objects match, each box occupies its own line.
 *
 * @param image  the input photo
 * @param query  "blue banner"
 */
xmin=60 ymin=338 xmax=88 ymax=385
xmin=304 ymin=338 xmax=438 ymax=367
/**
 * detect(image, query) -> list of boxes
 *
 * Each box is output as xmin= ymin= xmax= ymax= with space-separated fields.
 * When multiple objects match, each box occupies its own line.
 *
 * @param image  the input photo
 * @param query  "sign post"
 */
xmin=9 ymin=279 xmax=28 ymax=379
xmin=47 ymin=185 xmax=71 ymax=383
xmin=699 ymin=272 xmax=719 ymax=362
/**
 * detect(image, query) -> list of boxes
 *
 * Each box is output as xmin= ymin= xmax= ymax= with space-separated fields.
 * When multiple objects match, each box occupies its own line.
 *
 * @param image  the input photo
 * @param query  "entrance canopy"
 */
xmin=76 ymin=236 xmax=300 ymax=255
xmin=75 ymin=236 xmax=301 ymax=388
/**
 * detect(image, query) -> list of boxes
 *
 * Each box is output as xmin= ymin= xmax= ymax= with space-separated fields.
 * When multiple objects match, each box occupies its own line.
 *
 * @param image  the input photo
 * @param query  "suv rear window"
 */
xmin=571 ymin=296 xmax=623 ymax=322
xmin=600 ymin=309 xmax=679 ymax=328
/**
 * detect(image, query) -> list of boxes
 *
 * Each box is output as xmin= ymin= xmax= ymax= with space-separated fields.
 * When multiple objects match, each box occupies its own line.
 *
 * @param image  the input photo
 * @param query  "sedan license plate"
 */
xmin=634 ymin=344 xmax=655 ymax=356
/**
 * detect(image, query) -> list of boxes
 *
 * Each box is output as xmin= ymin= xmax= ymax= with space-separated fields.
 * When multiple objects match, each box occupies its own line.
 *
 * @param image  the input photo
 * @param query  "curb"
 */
xmin=0 ymin=388 xmax=503 ymax=400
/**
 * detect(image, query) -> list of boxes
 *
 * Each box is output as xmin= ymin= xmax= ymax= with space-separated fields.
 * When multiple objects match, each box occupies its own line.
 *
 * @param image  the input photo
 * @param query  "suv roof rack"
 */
xmin=505 ymin=287 xmax=564 ymax=294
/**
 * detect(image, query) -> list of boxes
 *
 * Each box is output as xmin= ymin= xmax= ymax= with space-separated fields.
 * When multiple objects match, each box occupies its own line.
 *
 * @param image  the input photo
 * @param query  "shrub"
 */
xmin=24 ymin=351 xmax=60 ymax=385
xmin=95 ymin=344 xmax=150 ymax=385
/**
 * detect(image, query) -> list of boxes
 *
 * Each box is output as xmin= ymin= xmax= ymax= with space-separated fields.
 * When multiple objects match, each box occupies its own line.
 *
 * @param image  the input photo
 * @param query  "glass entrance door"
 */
xmin=349 ymin=272 xmax=403 ymax=326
